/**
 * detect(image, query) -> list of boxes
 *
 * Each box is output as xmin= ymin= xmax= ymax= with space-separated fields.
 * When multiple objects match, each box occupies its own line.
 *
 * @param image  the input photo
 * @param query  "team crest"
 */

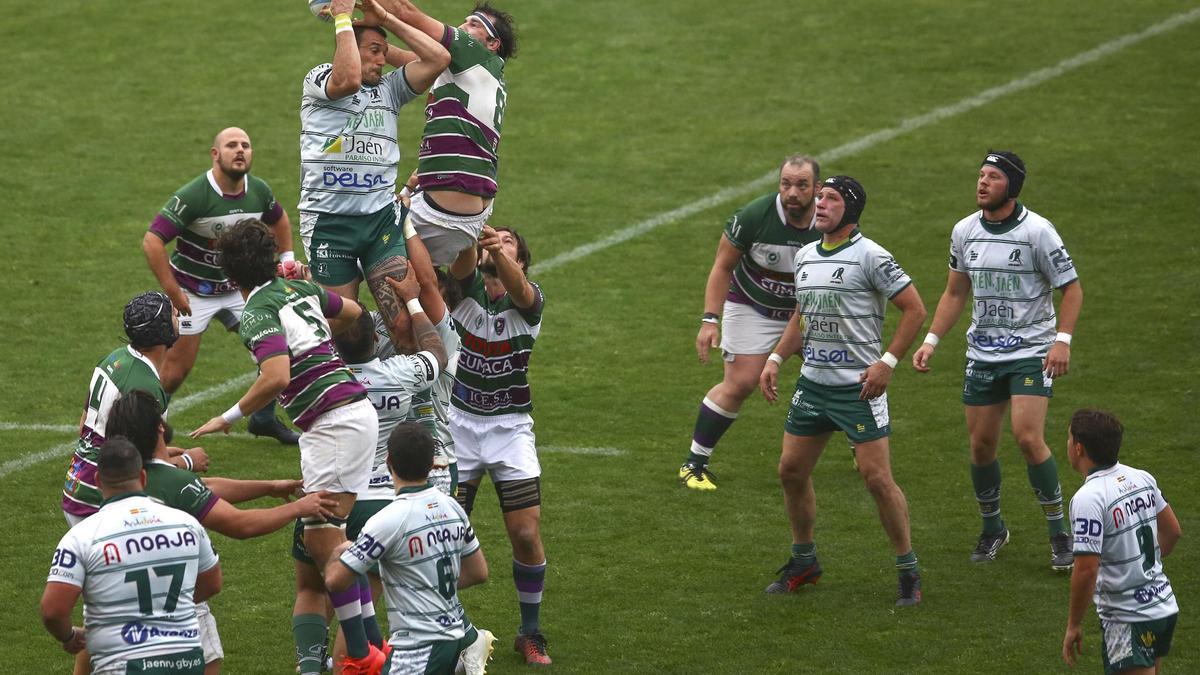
xmin=494 ymin=317 xmax=506 ymax=335
xmin=830 ymin=267 xmax=845 ymax=283
xmin=1008 ymin=249 xmax=1023 ymax=266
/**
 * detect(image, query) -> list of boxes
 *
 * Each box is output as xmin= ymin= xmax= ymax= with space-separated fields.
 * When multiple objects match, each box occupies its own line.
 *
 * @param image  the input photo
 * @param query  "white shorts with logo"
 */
xmin=408 ymin=191 xmax=493 ymax=267
xmin=195 ymin=601 xmax=223 ymax=663
xmin=299 ymin=399 xmax=378 ymax=495
xmin=720 ymin=300 xmax=788 ymax=357
xmin=450 ymin=408 xmax=540 ymax=483
xmin=178 ymin=290 xmax=244 ymax=336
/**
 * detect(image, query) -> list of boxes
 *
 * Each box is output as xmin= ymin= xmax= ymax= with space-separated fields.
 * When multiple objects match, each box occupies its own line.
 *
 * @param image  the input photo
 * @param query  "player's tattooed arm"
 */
xmin=384 ymin=275 xmax=448 ymax=369
xmin=367 ymin=255 xmax=410 ymax=348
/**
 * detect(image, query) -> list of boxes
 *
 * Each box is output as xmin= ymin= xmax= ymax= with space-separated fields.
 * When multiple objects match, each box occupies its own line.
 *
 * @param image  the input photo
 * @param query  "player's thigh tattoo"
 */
xmin=366 ymin=255 xmax=410 ymax=335
xmin=494 ymin=477 xmax=542 ymax=512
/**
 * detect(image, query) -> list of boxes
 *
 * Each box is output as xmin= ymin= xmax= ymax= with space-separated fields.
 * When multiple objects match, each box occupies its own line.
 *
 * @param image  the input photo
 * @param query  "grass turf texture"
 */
xmin=1 ymin=0 xmax=1198 ymax=672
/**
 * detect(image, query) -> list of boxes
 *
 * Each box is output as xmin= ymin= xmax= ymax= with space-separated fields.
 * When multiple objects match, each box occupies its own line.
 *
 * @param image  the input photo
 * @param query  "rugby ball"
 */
xmin=309 ymin=0 xmax=334 ymax=22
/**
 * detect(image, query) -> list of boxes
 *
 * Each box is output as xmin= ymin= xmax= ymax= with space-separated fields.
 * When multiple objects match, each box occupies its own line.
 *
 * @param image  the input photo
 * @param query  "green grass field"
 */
xmin=2 ymin=0 xmax=1199 ymax=672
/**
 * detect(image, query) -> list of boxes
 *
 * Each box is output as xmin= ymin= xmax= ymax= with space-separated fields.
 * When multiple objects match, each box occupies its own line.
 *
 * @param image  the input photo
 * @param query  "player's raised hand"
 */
xmin=384 ymin=271 xmax=420 ymax=302
xmin=1043 ymin=341 xmax=1070 ymax=379
xmin=330 ymin=0 xmax=355 ymax=18
xmin=356 ymin=0 xmax=389 ymax=26
xmin=760 ymin=359 xmax=781 ymax=403
xmin=1061 ymin=625 xmax=1082 ymax=667
xmin=859 ymin=361 xmax=893 ymax=400
xmin=479 ymin=225 xmax=503 ymax=253
xmin=191 ymin=416 xmax=232 ymax=439
xmin=270 ymin=479 xmax=306 ymax=501
xmin=911 ymin=343 xmax=935 ymax=372
xmin=695 ymin=322 xmax=720 ymax=363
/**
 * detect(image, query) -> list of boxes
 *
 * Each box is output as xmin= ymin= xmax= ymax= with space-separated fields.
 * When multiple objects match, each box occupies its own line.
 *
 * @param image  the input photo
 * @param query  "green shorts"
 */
xmin=291 ymin=498 xmax=391 ymax=566
xmin=784 ymin=376 xmax=890 ymax=443
xmin=381 ymin=626 xmax=479 ymax=675
xmin=305 ymin=203 xmax=408 ymax=287
xmin=1100 ymin=614 xmax=1176 ymax=675
xmin=123 ymin=648 xmax=205 ymax=674
xmin=962 ymin=357 xmax=1053 ymax=406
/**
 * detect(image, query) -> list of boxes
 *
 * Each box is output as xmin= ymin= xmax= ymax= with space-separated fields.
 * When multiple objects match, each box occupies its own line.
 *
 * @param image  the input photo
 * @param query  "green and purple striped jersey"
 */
xmin=417 ymin=26 xmax=507 ymax=198
xmin=239 ymin=278 xmax=365 ymax=431
xmin=724 ymin=193 xmax=820 ymax=320
xmin=451 ymin=271 xmax=542 ymax=416
xmin=149 ymin=170 xmax=283 ymax=296
xmin=62 ymin=346 xmax=168 ymax=519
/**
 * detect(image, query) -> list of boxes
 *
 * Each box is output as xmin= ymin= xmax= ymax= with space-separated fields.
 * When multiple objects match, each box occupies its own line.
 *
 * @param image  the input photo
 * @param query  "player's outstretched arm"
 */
xmin=362 ymin=0 xmax=449 ymax=93
xmin=403 ymin=225 xmax=447 ymax=323
xmin=860 ymin=284 xmax=927 ymax=400
xmin=380 ymin=0 xmax=446 ymax=43
xmin=201 ymin=492 xmax=338 ymax=539
xmin=1044 ymin=280 xmax=1082 ymax=379
xmin=760 ymin=308 xmax=806 ymax=404
xmin=459 ymin=549 xmax=489 ymax=589
xmin=697 ymin=236 xmax=742 ymax=364
xmin=913 ymin=269 xmax=971 ymax=372
xmin=1062 ymin=553 xmax=1100 ymax=667
xmin=480 ymin=226 xmax=537 ymax=308
xmin=203 ymin=477 xmax=304 ymax=504
xmin=384 ymin=275 xmax=448 ymax=369
xmin=1159 ymin=504 xmax=1181 ymax=557
xmin=449 ymin=241 xmax=478 ymax=280
xmin=325 ymin=0 xmax=364 ymax=100
xmin=191 ymin=356 xmax=290 ymax=437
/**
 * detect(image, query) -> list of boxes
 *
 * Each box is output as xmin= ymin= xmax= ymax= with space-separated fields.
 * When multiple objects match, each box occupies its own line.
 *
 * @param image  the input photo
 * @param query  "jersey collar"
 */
xmin=206 ymin=169 xmax=247 ymax=199
xmin=978 ymin=202 xmax=1026 ymax=235
xmin=246 ymin=278 xmax=278 ymax=303
xmin=126 ymin=345 xmax=162 ymax=382
xmin=396 ymin=482 xmax=434 ymax=495
xmin=1085 ymin=462 xmax=1122 ymax=481
xmin=815 ymin=228 xmax=862 ymax=257
xmin=99 ymin=491 xmax=148 ymax=507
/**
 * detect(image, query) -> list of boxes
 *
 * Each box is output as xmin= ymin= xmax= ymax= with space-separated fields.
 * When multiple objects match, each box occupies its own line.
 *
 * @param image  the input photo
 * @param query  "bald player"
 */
xmin=143 ymin=127 xmax=300 ymax=444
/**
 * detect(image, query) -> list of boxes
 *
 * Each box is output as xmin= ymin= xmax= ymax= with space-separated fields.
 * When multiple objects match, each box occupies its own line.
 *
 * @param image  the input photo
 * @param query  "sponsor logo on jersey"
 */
xmin=124 ymin=514 xmax=164 ymax=528
xmin=802 ymin=346 xmax=855 ymax=364
xmin=970 ymin=271 xmax=1021 ymax=292
xmin=1008 ymin=249 xmax=1023 ymax=267
xmin=323 ymin=171 xmax=387 ymax=189
xmin=1134 ymin=581 xmax=1171 ymax=605
xmin=969 ymin=250 xmax=979 ymax=262
xmin=968 ymin=333 xmax=1023 ymax=349
xmin=350 ymin=533 xmax=386 ymax=562
xmin=830 ymin=267 xmax=845 ymax=284
xmin=975 ymin=300 xmax=1015 ymax=320
xmin=103 ymin=543 xmax=122 ymax=565
xmin=373 ymin=393 xmax=412 ymax=412
xmin=124 ymin=529 xmax=198 ymax=555
xmin=121 ymin=622 xmax=200 ymax=645
xmin=796 ymin=290 xmax=840 ymax=311
xmin=51 ymin=548 xmax=78 ymax=569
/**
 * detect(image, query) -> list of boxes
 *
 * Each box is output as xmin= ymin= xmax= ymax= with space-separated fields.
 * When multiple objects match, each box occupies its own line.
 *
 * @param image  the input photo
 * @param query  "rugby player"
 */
xmin=681 ymin=154 xmax=822 ymax=490
xmin=912 ymin=151 xmax=1083 ymax=570
xmin=142 ymin=127 xmax=299 ymax=444
xmin=1062 ymin=409 xmax=1181 ymax=674
xmin=760 ymin=176 xmax=927 ymax=606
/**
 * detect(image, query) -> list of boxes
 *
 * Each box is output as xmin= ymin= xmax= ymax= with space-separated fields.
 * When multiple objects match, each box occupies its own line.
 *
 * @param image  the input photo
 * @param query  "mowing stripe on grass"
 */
xmin=5 ymin=8 xmax=1197 ymax=482
xmin=0 ymin=372 xmax=255 ymax=480
xmin=540 ymin=446 xmax=627 ymax=456
xmin=530 ymin=7 xmax=1200 ymax=276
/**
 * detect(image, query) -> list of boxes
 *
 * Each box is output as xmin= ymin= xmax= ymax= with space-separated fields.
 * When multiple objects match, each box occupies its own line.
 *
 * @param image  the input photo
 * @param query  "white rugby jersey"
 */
xmin=47 ymin=493 xmax=218 ymax=672
xmin=299 ymin=64 xmax=418 ymax=216
xmin=349 ymin=351 xmax=440 ymax=499
xmin=793 ymin=231 xmax=913 ymax=386
xmin=1070 ymin=463 xmax=1177 ymax=622
xmin=340 ymin=484 xmax=480 ymax=648
xmin=949 ymin=204 xmax=1078 ymax=362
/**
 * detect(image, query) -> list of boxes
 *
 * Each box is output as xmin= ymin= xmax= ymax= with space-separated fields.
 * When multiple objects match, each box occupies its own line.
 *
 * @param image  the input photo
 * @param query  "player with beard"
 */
xmin=142 ymin=127 xmax=300 ymax=444
xmin=679 ymin=155 xmax=822 ymax=490
xmin=913 ymin=151 xmax=1083 ymax=570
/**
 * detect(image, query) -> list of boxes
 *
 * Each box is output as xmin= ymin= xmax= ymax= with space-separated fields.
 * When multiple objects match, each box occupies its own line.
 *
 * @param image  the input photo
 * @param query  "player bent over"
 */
xmin=1062 ymin=409 xmax=1181 ymax=674
xmin=759 ymin=176 xmax=927 ymax=606
xmin=195 ymin=220 xmax=385 ymax=674
xmin=325 ymin=422 xmax=493 ymax=675
xmin=680 ymin=154 xmax=821 ymax=490
xmin=41 ymin=439 xmax=223 ymax=675
xmin=912 ymin=150 xmax=1083 ymax=570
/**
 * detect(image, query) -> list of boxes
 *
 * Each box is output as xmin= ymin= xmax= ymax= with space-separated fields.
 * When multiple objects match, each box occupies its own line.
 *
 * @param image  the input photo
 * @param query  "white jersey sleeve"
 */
xmin=340 ymin=500 xmax=413 ymax=574
xmin=1069 ymin=483 xmax=1107 ymax=556
xmin=303 ymin=63 xmax=336 ymax=102
xmin=47 ymin=529 xmax=86 ymax=588
xmin=1031 ymin=222 xmax=1078 ymax=289
xmin=949 ymin=219 xmax=969 ymax=272
xmin=866 ymin=242 xmax=913 ymax=298
xmin=378 ymin=352 xmax=441 ymax=391
xmin=382 ymin=67 xmax=419 ymax=110
xmin=196 ymin=526 xmax=219 ymax=573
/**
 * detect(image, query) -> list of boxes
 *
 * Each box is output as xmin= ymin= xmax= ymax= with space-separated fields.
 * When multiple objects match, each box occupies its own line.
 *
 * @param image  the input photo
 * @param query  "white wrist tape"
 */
xmin=1055 ymin=332 xmax=1073 ymax=346
xmin=767 ymin=353 xmax=784 ymax=366
xmin=923 ymin=332 xmax=940 ymax=347
xmin=279 ymin=250 xmax=295 ymax=263
xmin=221 ymin=404 xmax=244 ymax=425
xmin=406 ymin=298 xmax=424 ymax=315
xmin=880 ymin=352 xmax=899 ymax=369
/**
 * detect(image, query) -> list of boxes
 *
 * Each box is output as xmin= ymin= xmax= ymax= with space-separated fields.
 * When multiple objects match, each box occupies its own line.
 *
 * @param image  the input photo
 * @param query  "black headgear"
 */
xmin=822 ymin=175 xmax=867 ymax=227
xmin=123 ymin=291 xmax=178 ymax=349
xmin=981 ymin=150 xmax=1026 ymax=198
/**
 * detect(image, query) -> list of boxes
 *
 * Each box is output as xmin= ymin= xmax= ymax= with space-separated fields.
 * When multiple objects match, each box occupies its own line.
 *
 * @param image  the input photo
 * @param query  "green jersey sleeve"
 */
xmin=240 ymin=309 xmax=288 ymax=364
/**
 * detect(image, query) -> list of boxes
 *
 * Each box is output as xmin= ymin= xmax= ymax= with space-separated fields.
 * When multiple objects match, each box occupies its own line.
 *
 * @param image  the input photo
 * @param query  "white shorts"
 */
xmin=178 ymin=290 xmax=244 ymax=336
xmin=720 ymin=300 xmax=788 ymax=357
xmin=450 ymin=409 xmax=540 ymax=483
xmin=409 ymin=191 xmax=493 ymax=266
xmin=195 ymin=601 xmax=224 ymax=663
xmin=299 ymin=399 xmax=379 ymax=494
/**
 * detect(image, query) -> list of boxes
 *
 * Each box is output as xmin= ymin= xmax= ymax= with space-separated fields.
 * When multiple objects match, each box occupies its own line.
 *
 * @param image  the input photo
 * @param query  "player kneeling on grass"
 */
xmin=194 ymin=219 xmax=385 ymax=674
xmin=42 ymin=439 xmax=223 ymax=675
xmin=325 ymin=422 xmax=493 ymax=675
xmin=1062 ymin=409 xmax=1181 ymax=674
xmin=759 ymin=176 xmax=927 ymax=606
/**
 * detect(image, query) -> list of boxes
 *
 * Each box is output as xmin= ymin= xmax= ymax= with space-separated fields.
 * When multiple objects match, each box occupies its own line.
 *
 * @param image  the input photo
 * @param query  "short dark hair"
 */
xmin=493 ymin=226 xmax=531 ymax=273
xmin=1070 ymin=408 xmax=1124 ymax=467
xmin=106 ymin=390 xmax=164 ymax=463
xmin=353 ymin=24 xmax=387 ymax=44
xmin=474 ymin=2 xmax=518 ymax=60
xmin=217 ymin=219 xmax=276 ymax=290
xmin=386 ymin=422 xmax=435 ymax=482
xmin=334 ymin=311 xmax=377 ymax=364
xmin=98 ymin=437 xmax=144 ymax=487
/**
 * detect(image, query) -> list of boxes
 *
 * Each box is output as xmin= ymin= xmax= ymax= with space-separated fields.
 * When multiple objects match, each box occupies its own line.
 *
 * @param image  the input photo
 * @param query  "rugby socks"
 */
xmin=971 ymin=460 xmax=1005 ymax=535
xmin=358 ymin=576 xmax=384 ymax=649
xmin=330 ymin=580 xmax=370 ymax=659
xmin=895 ymin=550 xmax=919 ymax=575
xmin=790 ymin=542 xmax=816 ymax=566
xmin=688 ymin=397 xmax=738 ymax=465
xmin=514 ymin=559 xmax=546 ymax=635
xmin=292 ymin=614 xmax=328 ymax=675
xmin=1027 ymin=456 xmax=1068 ymax=536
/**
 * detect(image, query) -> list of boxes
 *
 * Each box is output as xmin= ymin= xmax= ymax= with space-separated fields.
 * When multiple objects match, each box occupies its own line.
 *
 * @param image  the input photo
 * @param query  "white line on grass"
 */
xmin=0 ymin=372 xmax=255 ymax=481
xmin=5 ymin=9 xmax=1197 ymax=481
xmin=540 ymin=446 xmax=627 ymax=456
xmin=530 ymin=7 xmax=1200 ymax=276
